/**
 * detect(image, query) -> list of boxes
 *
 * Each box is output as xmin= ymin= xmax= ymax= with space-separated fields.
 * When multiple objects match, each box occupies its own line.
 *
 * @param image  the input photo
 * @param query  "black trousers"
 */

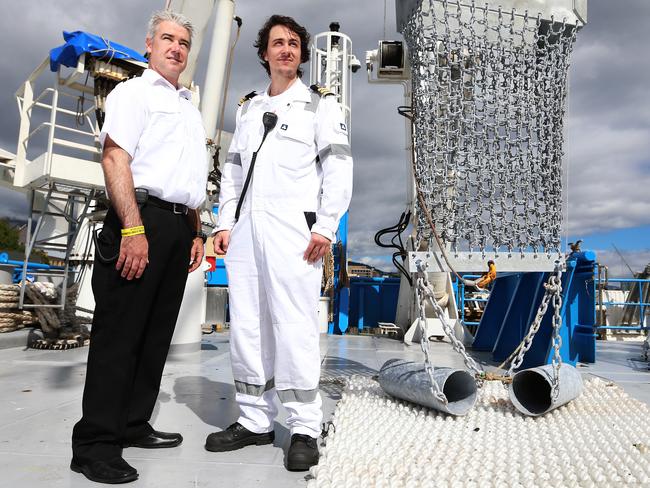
xmin=72 ymin=203 xmax=193 ymax=462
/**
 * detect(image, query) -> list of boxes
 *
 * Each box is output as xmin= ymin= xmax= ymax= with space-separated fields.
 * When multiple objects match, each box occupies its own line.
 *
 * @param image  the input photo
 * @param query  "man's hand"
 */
xmin=189 ymin=237 xmax=205 ymax=273
xmin=303 ymin=233 xmax=331 ymax=264
xmin=116 ymin=234 xmax=148 ymax=280
xmin=213 ymin=230 xmax=230 ymax=255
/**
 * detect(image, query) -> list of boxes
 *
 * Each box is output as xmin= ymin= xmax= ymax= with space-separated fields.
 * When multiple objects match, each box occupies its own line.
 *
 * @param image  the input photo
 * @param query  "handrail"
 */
xmin=595 ymin=276 xmax=649 ymax=330
xmin=457 ymin=270 xmax=650 ymax=333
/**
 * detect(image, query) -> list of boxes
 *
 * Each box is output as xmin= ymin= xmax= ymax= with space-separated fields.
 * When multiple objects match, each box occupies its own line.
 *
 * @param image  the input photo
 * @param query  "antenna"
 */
xmin=611 ymin=243 xmax=635 ymax=276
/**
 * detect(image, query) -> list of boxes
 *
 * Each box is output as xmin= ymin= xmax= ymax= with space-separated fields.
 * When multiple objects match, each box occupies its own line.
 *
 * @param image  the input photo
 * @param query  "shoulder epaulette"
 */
xmin=310 ymin=84 xmax=335 ymax=98
xmin=238 ymin=91 xmax=258 ymax=106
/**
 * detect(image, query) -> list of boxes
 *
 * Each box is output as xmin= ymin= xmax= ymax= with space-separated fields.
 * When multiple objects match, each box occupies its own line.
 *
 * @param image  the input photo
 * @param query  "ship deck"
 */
xmin=0 ymin=332 xmax=649 ymax=487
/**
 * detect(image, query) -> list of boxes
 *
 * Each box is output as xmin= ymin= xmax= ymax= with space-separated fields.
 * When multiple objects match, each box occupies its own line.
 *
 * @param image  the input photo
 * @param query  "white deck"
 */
xmin=0 ymin=333 xmax=648 ymax=487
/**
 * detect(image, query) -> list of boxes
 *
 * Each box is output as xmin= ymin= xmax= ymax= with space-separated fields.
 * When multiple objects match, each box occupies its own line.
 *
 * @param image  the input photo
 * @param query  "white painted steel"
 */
xmin=167 ymin=0 xmax=217 ymax=90
xmin=318 ymin=297 xmax=330 ymax=333
xmin=13 ymin=57 xmax=103 ymax=190
xmin=403 ymin=270 xmax=457 ymax=343
xmin=310 ymin=30 xmax=354 ymax=130
xmin=408 ymin=250 xmax=564 ymax=273
xmin=199 ymin=0 xmax=235 ymax=140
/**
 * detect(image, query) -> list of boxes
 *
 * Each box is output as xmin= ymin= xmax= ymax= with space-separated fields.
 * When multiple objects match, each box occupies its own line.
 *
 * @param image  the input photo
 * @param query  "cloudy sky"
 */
xmin=0 ymin=0 xmax=648 ymax=277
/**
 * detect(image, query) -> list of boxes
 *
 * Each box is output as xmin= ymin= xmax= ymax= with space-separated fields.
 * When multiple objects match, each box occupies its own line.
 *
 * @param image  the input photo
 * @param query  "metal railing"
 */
xmin=14 ymin=55 xmax=101 ymax=187
xmin=0 ymin=252 xmax=64 ymax=283
xmin=457 ymin=274 xmax=488 ymax=332
xmin=595 ymin=277 xmax=649 ymax=331
xmin=456 ymin=269 xmax=650 ymax=335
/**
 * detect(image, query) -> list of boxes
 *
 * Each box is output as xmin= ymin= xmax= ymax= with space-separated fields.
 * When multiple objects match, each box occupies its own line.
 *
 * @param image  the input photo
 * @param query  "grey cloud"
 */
xmin=1 ymin=0 xmax=647 ymax=275
xmin=0 ymin=187 xmax=29 ymax=221
xmin=592 ymin=249 xmax=650 ymax=278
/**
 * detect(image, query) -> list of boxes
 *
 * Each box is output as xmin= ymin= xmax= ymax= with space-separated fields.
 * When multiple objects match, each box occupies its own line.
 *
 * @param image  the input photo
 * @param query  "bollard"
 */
xmin=378 ymin=359 xmax=478 ymax=416
xmin=509 ymin=363 xmax=583 ymax=416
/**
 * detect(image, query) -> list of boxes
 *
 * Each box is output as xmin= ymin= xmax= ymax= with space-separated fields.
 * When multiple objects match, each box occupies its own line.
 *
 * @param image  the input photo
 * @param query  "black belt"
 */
xmin=146 ymin=196 xmax=188 ymax=215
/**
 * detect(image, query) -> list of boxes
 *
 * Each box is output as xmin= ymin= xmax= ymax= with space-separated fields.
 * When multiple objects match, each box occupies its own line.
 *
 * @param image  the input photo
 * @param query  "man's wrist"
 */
xmin=121 ymin=225 xmax=145 ymax=237
xmin=193 ymin=231 xmax=208 ymax=243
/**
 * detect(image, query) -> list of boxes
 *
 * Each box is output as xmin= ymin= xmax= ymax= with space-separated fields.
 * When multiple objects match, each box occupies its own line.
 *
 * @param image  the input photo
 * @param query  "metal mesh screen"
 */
xmin=403 ymin=0 xmax=579 ymax=259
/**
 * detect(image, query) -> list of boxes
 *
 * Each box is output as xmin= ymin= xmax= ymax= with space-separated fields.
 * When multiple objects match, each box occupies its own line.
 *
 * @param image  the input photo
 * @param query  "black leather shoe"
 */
xmin=70 ymin=457 xmax=138 ymax=484
xmin=286 ymin=434 xmax=319 ymax=471
xmin=123 ymin=430 xmax=183 ymax=449
xmin=205 ymin=422 xmax=274 ymax=452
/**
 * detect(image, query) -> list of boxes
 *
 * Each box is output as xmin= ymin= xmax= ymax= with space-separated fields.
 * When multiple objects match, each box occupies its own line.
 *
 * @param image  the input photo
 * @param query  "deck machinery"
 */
xmin=366 ymin=0 xmax=592 ymax=416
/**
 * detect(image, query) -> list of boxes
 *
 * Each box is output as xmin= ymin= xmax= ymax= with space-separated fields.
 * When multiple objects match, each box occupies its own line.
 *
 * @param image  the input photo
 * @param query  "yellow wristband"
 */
xmin=121 ymin=225 xmax=145 ymax=237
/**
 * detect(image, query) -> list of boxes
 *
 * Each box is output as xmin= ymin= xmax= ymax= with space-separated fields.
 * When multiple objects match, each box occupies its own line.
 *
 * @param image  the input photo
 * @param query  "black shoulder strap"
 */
xmin=239 ymin=91 xmax=258 ymax=116
xmin=309 ymin=84 xmax=335 ymax=98
xmin=238 ymin=91 xmax=258 ymax=106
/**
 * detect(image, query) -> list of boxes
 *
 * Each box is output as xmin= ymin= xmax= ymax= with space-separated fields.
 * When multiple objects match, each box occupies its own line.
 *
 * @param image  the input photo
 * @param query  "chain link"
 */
xmin=414 ymin=270 xmax=448 ymax=404
xmin=550 ymin=265 xmax=564 ymax=401
xmin=402 ymin=0 xmax=578 ymax=256
xmin=415 ymin=262 xmax=485 ymax=389
xmin=504 ymin=262 xmax=564 ymax=399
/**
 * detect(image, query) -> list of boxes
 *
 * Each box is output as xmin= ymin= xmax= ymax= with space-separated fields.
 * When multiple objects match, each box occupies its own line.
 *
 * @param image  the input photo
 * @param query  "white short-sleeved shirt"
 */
xmin=99 ymin=69 xmax=208 ymax=209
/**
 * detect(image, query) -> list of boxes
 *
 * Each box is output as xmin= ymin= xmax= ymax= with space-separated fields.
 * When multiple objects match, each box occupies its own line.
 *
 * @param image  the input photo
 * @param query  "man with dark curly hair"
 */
xmin=205 ymin=15 xmax=353 ymax=471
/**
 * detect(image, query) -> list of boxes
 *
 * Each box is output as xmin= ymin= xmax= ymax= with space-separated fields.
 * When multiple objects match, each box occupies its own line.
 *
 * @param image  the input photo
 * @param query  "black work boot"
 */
xmin=205 ymin=422 xmax=274 ymax=452
xmin=286 ymin=434 xmax=319 ymax=471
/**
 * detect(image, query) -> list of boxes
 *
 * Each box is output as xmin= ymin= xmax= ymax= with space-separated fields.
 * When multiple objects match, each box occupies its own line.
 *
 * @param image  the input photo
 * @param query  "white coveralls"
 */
xmin=216 ymin=79 xmax=353 ymax=437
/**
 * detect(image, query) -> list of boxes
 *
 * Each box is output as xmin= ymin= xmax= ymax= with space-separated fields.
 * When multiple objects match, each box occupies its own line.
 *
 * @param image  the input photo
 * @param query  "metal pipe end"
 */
xmin=511 ymin=369 xmax=552 ymax=415
xmin=443 ymin=369 xmax=478 ymax=415
xmin=509 ymin=364 xmax=583 ymax=416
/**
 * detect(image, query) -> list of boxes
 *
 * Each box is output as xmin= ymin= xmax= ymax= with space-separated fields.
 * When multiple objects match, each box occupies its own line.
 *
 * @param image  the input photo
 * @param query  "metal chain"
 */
xmin=416 ymin=262 xmax=485 ymax=387
xmin=414 ymin=270 xmax=448 ymax=404
xmin=550 ymin=265 xmax=564 ymax=401
xmin=505 ymin=263 xmax=563 ymax=399
xmin=402 ymin=0 xmax=578 ymax=255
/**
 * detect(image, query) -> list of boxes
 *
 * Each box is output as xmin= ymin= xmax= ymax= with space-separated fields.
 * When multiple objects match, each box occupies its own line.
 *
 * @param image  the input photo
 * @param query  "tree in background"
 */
xmin=0 ymin=218 xmax=21 ymax=251
xmin=0 ymin=218 xmax=49 ymax=264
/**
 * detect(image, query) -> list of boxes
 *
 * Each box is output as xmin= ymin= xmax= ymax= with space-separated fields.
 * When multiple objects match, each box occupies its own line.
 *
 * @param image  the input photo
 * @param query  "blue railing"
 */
xmin=595 ymin=277 xmax=649 ymax=331
xmin=0 ymin=252 xmax=63 ymax=283
xmin=457 ymin=271 xmax=650 ymax=334
xmin=457 ymin=274 xmax=485 ymax=328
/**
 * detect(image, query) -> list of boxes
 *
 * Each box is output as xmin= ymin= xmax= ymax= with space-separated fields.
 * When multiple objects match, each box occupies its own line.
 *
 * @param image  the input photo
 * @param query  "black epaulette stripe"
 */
xmin=238 ymin=91 xmax=258 ymax=106
xmin=309 ymin=84 xmax=334 ymax=98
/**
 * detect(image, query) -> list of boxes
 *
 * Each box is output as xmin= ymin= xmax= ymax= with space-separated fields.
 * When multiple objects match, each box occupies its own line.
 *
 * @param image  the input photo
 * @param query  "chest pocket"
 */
xmin=146 ymin=98 xmax=183 ymax=143
xmin=276 ymin=118 xmax=313 ymax=146
xmin=237 ymin=112 xmax=263 ymax=154
xmin=274 ymin=111 xmax=316 ymax=172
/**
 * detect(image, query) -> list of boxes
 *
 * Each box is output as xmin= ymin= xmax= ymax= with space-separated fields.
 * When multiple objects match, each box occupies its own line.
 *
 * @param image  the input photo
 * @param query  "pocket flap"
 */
xmin=277 ymin=117 xmax=313 ymax=145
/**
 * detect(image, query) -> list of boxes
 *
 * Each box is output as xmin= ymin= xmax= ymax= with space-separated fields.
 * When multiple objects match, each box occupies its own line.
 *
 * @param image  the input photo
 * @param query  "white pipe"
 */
xmin=200 ymin=0 xmax=235 ymax=140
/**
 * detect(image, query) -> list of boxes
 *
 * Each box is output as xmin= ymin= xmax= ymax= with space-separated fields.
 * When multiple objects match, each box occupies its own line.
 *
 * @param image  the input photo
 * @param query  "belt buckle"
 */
xmin=173 ymin=203 xmax=187 ymax=215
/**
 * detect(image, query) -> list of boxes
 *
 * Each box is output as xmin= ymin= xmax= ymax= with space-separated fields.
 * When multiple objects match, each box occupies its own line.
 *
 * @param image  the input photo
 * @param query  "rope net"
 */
xmin=403 ymin=0 xmax=579 ymax=257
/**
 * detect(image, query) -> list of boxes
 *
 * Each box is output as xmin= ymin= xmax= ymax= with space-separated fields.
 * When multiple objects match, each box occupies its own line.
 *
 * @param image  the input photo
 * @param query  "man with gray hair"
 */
xmin=71 ymin=10 xmax=208 ymax=484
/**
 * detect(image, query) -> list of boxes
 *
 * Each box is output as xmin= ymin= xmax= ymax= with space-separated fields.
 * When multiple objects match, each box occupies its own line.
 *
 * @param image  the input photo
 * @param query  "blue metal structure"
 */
xmin=346 ymin=276 xmax=400 ymax=332
xmin=471 ymin=251 xmax=597 ymax=368
xmin=206 ymin=206 xmax=227 ymax=287
xmin=0 ymin=252 xmax=63 ymax=283
xmin=206 ymin=258 xmax=228 ymax=286
xmin=331 ymin=212 xmax=349 ymax=334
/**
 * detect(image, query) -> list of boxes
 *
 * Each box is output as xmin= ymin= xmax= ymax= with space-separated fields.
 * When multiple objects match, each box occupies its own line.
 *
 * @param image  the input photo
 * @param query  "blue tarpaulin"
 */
xmin=49 ymin=31 xmax=147 ymax=72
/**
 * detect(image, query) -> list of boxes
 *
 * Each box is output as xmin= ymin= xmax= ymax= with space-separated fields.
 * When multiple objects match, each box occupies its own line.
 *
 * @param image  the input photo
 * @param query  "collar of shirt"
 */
xmin=258 ymin=78 xmax=311 ymax=108
xmin=141 ymin=68 xmax=192 ymax=100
